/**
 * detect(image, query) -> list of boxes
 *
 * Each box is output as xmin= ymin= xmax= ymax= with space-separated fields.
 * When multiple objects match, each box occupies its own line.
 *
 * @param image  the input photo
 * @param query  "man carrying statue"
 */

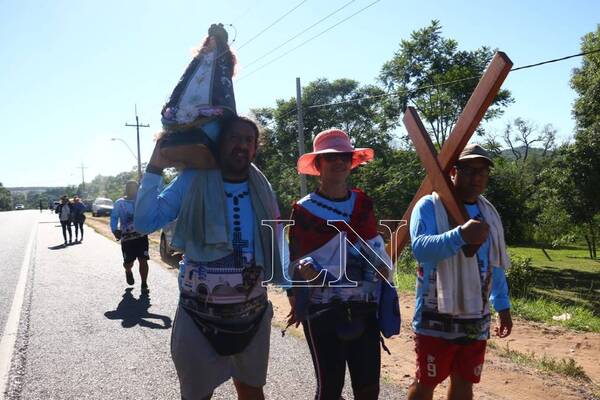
xmin=134 ymin=24 xmax=284 ymax=400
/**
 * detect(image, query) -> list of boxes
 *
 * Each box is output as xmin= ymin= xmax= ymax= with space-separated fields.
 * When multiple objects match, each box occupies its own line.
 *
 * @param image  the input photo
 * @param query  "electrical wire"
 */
xmin=299 ymin=48 xmax=600 ymax=111
xmin=237 ymin=0 xmax=381 ymax=82
xmin=243 ymin=0 xmax=357 ymax=69
xmin=510 ymin=48 xmax=600 ymax=71
xmin=235 ymin=0 xmax=309 ymax=52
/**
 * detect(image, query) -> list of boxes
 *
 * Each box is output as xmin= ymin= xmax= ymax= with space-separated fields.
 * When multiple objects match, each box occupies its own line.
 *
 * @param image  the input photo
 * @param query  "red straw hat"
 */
xmin=297 ymin=128 xmax=374 ymax=176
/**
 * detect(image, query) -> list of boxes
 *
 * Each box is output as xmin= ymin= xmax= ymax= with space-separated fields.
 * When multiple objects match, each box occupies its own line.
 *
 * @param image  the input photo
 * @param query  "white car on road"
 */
xmin=91 ymin=198 xmax=114 ymax=217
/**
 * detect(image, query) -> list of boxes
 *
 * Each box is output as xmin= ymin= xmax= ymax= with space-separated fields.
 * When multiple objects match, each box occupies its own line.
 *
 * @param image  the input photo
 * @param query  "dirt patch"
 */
xmin=85 ymin=216 xmax=600 ymax=399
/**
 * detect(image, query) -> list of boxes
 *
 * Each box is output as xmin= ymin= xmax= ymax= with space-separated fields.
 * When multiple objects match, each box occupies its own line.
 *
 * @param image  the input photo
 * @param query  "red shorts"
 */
xmin=414 ymin=334 xmax=486 ymax=386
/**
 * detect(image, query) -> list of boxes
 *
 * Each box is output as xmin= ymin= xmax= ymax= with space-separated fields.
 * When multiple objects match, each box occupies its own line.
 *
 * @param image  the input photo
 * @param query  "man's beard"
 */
xmin=226 ymin=163 xmax=250 ymax=176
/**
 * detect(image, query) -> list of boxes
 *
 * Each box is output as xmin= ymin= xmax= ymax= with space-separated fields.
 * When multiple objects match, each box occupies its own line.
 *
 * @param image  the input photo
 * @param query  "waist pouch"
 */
xmin=183 ymin=301 xmax=268 ymax=356
xmin=310 ymin=301 xmax=377 ymax=342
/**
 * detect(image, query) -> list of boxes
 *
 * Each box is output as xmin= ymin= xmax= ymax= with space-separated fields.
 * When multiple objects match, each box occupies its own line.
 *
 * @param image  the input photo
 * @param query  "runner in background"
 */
xmin=111 ymin=181 xmax=150 ymax=294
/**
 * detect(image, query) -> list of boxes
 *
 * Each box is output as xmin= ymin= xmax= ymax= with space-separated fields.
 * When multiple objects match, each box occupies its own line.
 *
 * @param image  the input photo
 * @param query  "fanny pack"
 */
xmin=183 ymin=300 xmax=268 ymax=356
xmin=121 ymin=232 xmax=143 ymax=241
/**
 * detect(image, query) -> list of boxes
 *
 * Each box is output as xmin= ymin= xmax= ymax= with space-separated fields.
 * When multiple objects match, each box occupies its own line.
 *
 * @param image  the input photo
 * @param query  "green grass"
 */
xmin=394 ymin=271 xmax=416 ymax=293
xmin=394 ymin=244 xmax=600 ymax=332
xmin=508 ymin=244 xmax=600 ymax=331
xmin=492 ymin=342 xmax=591 ymax=382
xmin=509 ymin=244 xmax=600 ymax=273
xmin=511 ymin=297 xmax=600 ymax=332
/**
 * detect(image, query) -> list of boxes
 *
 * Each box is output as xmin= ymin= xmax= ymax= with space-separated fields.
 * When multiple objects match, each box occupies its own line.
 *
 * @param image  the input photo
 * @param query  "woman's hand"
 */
xmin=286 ymin=295 xmax=300 ymax=328
xmin=494 ymin=309 xmax=513 ymax=338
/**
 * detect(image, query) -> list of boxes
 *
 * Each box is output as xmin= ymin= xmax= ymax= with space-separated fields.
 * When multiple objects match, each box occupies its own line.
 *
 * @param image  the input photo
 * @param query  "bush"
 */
xmin=392 ymin=248 xmax=417 ymax=292
xmin=396 ymin=247 xmax=417 ymax=275
xmin=506 ymin=254 xmax=535 ymax=298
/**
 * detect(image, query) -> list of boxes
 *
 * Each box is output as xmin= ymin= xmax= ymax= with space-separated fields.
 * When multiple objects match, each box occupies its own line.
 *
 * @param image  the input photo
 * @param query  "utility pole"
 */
xmin=296 ymin=77 xmax=307 ymax=197
xmin=125 ymin=105 xmax=149 ymax=181
xmin=77 ymin=162 xmax=88 ymax=194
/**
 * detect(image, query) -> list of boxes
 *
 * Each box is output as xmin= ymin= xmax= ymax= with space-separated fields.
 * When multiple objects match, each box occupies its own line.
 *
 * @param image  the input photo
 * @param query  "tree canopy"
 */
xmin=379 ymin=20 xmax=513 ymax=147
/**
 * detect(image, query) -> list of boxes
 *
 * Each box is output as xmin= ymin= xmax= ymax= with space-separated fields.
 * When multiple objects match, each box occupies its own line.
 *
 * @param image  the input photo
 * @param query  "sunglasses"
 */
xmin=321 ymin=152 xmax=353 ymax=163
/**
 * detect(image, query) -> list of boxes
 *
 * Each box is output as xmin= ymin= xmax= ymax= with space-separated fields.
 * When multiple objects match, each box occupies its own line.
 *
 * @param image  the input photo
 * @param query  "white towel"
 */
xmin=476 ymin=196 xmax=511 ymax=270
xmin=431 ymin=192 xmax=510 ymax=317
xmin=432 ymin=192 xmax=482 ymax=316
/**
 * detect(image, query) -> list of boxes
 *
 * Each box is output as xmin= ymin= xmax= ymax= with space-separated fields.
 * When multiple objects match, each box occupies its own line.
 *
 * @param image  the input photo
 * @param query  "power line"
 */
xmin=300 ymin=48 xmax=600 ymax=111
xmin=237 ymin=0 xmax=381 ymax=81
xmin=510 ymin=48 xmax=600 ymax=71
xmin=235 ymin=0 xmax=309 ymax=52
xmin=244 ymin=0 xmax=357 ymax=69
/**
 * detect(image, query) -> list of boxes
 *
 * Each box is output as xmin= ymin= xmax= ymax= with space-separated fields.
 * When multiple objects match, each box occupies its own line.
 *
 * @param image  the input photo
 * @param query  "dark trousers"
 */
xmin=302 ymin=305 xmax=381 ymax=399
xmin=60 ymin=220 xmax=72 ymax=242
xmin=74 ymin=221 xmax=84 ymax=239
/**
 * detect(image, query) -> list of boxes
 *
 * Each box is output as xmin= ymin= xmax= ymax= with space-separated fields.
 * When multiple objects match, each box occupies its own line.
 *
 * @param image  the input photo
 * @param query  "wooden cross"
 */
xmin=387 ymin=52 xmax=513 ymax=262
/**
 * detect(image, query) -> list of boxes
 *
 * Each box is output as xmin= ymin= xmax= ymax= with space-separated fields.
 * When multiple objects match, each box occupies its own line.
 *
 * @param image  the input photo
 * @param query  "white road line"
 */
xmin=0 ymin=224 xmax=37 ymax=399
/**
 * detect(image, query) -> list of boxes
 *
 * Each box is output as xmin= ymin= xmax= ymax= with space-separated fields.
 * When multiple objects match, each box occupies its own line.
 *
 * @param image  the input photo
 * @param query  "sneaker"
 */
xmin=141 ymin=283 xmax=150 ymax=294
xmin=125 ymin=270 xmax=134 ymax=285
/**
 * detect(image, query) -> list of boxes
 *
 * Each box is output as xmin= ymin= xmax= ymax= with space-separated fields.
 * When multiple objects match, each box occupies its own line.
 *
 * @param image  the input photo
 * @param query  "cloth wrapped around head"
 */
xmin=158 ymin=23 xmax=237 ymax=169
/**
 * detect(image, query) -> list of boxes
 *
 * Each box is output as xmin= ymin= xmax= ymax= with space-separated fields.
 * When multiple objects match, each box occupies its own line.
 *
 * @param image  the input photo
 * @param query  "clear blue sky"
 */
xmin=1 ymin=0 xmax=598 ymax=187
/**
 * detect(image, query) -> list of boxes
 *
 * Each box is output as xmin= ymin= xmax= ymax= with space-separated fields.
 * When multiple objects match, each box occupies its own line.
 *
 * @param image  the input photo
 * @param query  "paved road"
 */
xmin=1 ymin=210 xmax=405 ymax=399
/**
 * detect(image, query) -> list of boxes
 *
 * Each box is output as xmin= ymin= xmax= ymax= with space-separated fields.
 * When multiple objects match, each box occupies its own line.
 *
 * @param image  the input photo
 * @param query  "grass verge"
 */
xmin=490 ymin=341 xmax=591 ymax=382
xmin=511 ymin=297 xmax=600 ymax=332
xmin=395 ymin=247 xmax=600 ymax=332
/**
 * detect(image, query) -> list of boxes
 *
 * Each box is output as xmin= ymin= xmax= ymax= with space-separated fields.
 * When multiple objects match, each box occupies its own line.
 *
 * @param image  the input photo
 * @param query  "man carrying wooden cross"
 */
xmin=407 ymin=143 xmax=512 ymax=400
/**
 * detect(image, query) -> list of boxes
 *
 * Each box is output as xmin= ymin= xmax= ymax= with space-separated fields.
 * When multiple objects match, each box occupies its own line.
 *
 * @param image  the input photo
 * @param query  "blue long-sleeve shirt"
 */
xmin=134 ymin=170 xmax=282 ymax=308
xmin=409 ymin=194 xmax=510 ymax=340
xmin=133 ymin=171 xmax=196 ymax=234
xmin=110 ymin=198 xmax=136 ymax=232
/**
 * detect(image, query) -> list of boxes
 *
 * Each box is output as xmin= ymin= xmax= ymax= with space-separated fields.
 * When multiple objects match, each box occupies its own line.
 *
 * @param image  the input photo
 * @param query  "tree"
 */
xmin=571 ymin=24 xmax=600 ymax=132
xmin=85 ymin=166 xmax=138 ymax=201
xmin=567 ymin=25 xmax=600 ymax=258
xmin=566 ymin=127 xmax=600 ymax=258
xmin=485 ymin=157 xmax=535 ymax=243
xmin=502 ymin=118 xmax=556 ymax=161
xmin=349 ymin=149 xmax=424 ymax=222
xmin=379 ymin=20 xmax=513 ymax=147
xmin=0 ymin=182 xmax=11 ymax=211
xmin=11 ymin=192 xmax=26 ymax=207
xmin=531 ymin=154 xmax=575 ymax=250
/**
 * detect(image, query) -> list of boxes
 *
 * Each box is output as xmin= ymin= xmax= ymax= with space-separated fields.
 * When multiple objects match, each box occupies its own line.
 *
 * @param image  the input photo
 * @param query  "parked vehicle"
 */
xmin=160 ymin=220 xmax=180 ymax=261
xmin=91 ymin=197 xmax=114 ymax=217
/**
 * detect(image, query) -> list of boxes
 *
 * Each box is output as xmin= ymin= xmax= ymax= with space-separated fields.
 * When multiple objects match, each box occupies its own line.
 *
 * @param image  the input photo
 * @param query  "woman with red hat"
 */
xmin=287 ymin=128 xmax=394 ymax=400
